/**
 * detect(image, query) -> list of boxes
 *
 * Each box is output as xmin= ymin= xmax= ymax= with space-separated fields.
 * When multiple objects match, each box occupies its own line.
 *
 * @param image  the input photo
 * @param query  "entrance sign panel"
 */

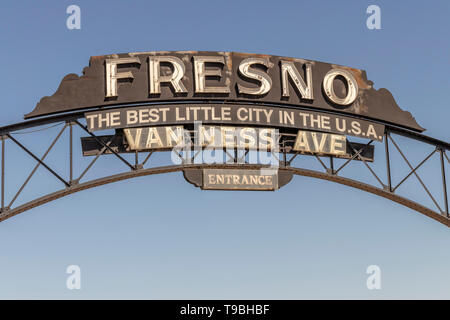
xmin=203 ymin=169 xmax=279 ymax=191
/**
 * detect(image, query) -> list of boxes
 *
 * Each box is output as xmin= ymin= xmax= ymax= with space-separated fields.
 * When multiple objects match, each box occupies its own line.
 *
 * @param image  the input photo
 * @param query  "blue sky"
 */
xmin=0 ymin=0 xmax=449 ymax=299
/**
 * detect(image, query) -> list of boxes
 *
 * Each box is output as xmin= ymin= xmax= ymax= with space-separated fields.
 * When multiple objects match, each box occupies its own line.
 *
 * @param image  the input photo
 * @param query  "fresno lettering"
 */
xmin=105 ymin=55 xmax=358 ymax=106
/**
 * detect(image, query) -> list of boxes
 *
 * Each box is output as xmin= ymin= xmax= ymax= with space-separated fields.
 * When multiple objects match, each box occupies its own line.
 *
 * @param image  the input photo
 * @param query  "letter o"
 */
xmin=322 ymin=69 xmax=359 ymax=105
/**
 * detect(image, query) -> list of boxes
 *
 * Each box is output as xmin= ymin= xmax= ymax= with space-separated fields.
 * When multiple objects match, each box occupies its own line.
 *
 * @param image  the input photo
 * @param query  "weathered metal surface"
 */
xmin=80 ymin=134 xmax=128 ymax=156
xmin=183 ymin=168 xmax=293 ymax=191
xmin=26 ymin=51 xmax=424 ymax=132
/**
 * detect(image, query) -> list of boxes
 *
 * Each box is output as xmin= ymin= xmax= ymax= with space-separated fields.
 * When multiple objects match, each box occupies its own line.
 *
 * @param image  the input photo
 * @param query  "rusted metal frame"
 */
xmin=278 ymin=134 xmax=288 ymax=166
xmin=1 ymin=136 xmax=5 ymax=210
xmin=439 ymin=148 xmax=449 ymax=216
xmin=224 ymin=149 xmax=235 ymax=163
xmin=329 ymin=156 xmax=334 ymax=174
xmin=191 ymin=148 xmax=202 ymax=163
xmin=389 ymin=134 xmax=443 ymax=213
xmin=269 ymin=149 xmax=282 ymax=167
xmin=74 ymin=120 xmax=136 ymax=171
xmin=387 ymin=125 xmax=450 ymax=151
xmin=384 ymin=131 xmax=392 ymax=192
xmin=0 ymin=112 xmax=83 ymax=136
xmin=77 ymin=138 xmax=114 ymax=183
xmin=444 ymin=151 xmax=450 ymax=164
xmin=392 ymin=149 xmax=436 ymax=192
xmin=314 ymin=155 xmax=328 ymax=171
xmin=0 ymin=111 xmax=447 ymax=224
xmin=69 ymin=122 xmax=73 ymax=183
xmin=6 ymin=133 xmax=70 ymax=188
xmin=269 ymin=130 xmax=283 ymax=167
xmin=175 ymin=150 xmax=185 ymax=164
xmin=287 ymin=152 xmax=300 ymax=166
xmin=348 ymin=141 xmax=385 ymax=188
xmin=8 ymin=124 xmax=68 ymax=208
xmin=335 ymin=140 xmax=374 ymax=174
xmin=234 ymin=148 xmax=241 ymax=164
xmin=237 ymin=149 xmax=249 ymax=163
xmin=1 ymin=164 xmax=449 ymax=227
xmin=141 ymin=151 xmax=154 ymax=167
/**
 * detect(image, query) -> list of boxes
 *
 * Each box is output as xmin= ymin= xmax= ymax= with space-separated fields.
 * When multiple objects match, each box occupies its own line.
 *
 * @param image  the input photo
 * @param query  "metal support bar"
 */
xmin=237 ymin=149 xmax=249 ymax=163
xmin=385 ymin=131 xmax=392 ymax=192
xmin=1 ymin=136 xmax=5 ymax=209
xmin=6 ymin=133 xmax=70 ymax=188
xmin=440 ymin=148 xmax=449 ymax=216
xmin=176 ymin=151 xmax=185 ymax=164
xmin=224 ymin=149 xmax=235 ymax=163
xmin=270 ymin=150 xmax=282 ymax=166
xmin=287 ymin=153 xmax=299 ymax=166
xmin=314 ymin=155 xmax=328 ymax=171
xmin=192 ymin=148 xmax=202 ymax=163
xmin=335 ymin=140 xmax=373 ymax=174
xmin=69 ymin=122 xmax=73 ymax=182
xmin=74 ymin=120 xmax=136 ymax=171
xmin=8 ymin=124 xmax=68 ymax=208
xmin=389 ymin=134 xmax=443 ymax=213
xmin=77 ymin=138 xmax=114 ymax=182
xmin=141 ymin=151 xmax=154 ymax=167
xmin=444 ymin=151 xmax=450 ymax=164
xmin=392 ymin=149 xmax=436 ymax=192
xmin=348 ymin=141 xmax=385 ymax=188
xmin=329 ymin=156 xmax=334 ymax=173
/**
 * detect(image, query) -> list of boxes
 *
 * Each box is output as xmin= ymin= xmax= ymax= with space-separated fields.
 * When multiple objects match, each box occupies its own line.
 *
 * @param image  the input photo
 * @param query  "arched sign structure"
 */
xmin=0 ymin=51 xmax=448 ymax=226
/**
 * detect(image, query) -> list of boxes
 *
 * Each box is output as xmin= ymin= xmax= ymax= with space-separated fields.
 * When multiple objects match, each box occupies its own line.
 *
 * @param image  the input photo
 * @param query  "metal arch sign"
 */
xmin=1 ymin=50 xmax=446 ymax=226
xmin=26 ymin=51 xmax=424 ymax=133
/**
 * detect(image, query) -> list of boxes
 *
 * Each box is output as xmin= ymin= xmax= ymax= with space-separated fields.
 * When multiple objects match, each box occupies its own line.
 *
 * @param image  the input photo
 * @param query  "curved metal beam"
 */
xmin=0 ymin=164 xmax=448 ymax=227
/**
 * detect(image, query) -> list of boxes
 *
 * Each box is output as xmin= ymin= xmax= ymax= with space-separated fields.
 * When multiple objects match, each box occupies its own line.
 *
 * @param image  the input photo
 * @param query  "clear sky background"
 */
xmin=0 ymin=0 xmax=449 ymax=299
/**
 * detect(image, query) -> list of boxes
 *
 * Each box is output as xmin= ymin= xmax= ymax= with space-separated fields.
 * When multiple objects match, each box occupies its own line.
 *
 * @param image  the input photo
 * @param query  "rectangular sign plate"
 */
xmin=202 ymin=169 xmax=278 ymax=191
xmin=82 ymin=127 xmax=375 ymax=161
xmin=85 ymin=104 xmax=385 ymax=141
